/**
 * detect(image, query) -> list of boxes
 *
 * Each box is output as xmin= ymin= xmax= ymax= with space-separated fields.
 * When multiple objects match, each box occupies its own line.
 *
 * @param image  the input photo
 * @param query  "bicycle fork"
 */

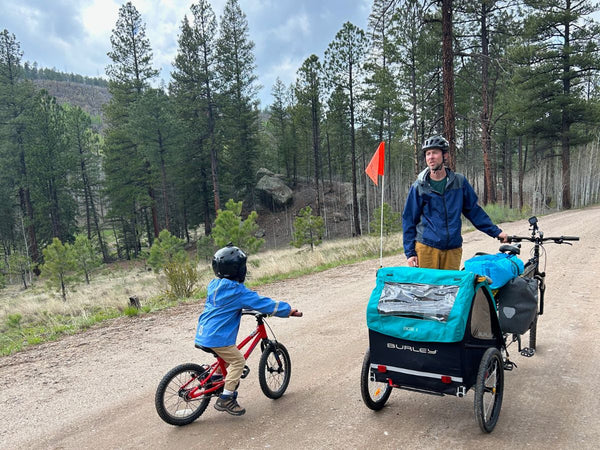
xmin=536 ymin=273 xmax=546 ymax=315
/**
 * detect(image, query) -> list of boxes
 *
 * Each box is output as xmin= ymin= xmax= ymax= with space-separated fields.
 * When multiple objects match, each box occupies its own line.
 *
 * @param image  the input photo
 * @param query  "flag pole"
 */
xmin=379 ymin=173 xmax=385 ymax=267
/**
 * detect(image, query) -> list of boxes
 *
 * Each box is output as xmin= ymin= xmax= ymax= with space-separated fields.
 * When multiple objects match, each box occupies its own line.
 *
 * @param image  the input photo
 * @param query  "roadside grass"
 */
xmin=0 ymin=207 xmax=527 ymax=356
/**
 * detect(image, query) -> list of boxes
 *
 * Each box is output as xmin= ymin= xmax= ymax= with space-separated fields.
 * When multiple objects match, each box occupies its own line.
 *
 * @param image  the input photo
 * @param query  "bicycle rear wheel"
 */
xmin=360 ymin=349 xmax=392 ymax=410
xmin=155 ymin=363 xmax=211 ymax=426
xmin=258 ymin=342 xmax=291 ymax=399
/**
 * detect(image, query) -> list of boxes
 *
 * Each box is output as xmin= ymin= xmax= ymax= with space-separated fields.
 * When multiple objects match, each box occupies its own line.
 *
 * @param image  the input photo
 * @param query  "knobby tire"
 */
xmin=155 ymin=363 xmax=211 ymax=426
xmin=258 ymin=342 xmax=291 ymax=399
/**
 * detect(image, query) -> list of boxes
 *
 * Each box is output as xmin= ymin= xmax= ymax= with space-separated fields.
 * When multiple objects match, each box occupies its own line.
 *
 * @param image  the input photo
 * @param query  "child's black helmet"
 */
xmin=212 ymin=243 xmax=247 ymax=282
xmin=422 ymin=135 xmax=449 ymax=154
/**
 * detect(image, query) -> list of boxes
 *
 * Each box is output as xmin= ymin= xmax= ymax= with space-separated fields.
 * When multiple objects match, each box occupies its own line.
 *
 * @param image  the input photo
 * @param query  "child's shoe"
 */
xmin=214 ymin=393 xmax=245 ymax=416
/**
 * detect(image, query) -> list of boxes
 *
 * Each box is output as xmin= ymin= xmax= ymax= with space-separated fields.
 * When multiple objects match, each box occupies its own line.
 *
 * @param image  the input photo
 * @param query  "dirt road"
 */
xmin=1 ymin=208 xmax=599 ymax=449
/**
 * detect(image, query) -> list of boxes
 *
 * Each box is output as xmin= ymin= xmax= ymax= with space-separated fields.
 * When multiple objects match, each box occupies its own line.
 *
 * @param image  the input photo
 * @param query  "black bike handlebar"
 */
xmin=508 ymin=235 xmax=579 ymax=243
xmin=242 ymin=309 xmax=303 ymax=317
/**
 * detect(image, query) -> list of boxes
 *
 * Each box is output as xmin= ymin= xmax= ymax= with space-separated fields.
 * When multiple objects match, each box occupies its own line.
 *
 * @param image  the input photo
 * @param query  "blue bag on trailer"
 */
xmin=463 ymin=253 xmax=523 ymax=289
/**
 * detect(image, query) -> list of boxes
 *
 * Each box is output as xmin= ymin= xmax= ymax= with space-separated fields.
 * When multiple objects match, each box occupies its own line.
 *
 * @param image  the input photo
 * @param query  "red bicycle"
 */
xmin=155 ymin=309 xmax=302 ymax=426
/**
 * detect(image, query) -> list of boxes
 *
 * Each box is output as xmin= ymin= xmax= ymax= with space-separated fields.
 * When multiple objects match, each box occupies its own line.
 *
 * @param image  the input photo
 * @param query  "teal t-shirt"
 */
xmin=429 ymin=176 xmax=447 ymax=194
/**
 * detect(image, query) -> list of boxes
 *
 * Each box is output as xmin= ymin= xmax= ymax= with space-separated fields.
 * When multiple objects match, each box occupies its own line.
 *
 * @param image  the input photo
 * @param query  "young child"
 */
xmin=195 ymin=244 xmax=298 ymax=416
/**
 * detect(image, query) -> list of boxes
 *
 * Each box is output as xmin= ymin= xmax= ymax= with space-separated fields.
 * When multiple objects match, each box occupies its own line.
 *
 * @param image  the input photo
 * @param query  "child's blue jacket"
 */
xmin=195 ymin=278 xmax=292 ymax=348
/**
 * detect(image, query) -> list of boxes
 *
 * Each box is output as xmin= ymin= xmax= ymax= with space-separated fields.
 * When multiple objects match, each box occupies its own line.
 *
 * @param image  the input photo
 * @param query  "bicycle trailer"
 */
xmin=363 ymin=267 xmax=505 ymax=432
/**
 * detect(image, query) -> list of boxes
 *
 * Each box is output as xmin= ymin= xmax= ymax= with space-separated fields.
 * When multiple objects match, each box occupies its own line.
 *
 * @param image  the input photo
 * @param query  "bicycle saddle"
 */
xmin=195 ymin=344 xmax=218 ymax=357
xmin=499 ymin=244 xmax=520 ymax=255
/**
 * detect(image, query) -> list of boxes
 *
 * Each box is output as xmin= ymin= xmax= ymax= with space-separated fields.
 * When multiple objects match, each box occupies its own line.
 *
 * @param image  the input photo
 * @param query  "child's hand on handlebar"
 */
xmin=289 ymin=309 xmax=303 ymax=317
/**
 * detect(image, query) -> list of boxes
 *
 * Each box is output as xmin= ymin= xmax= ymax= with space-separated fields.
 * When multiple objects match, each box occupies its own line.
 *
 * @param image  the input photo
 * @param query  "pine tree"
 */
xmin=212 ymin=199 xmax=263 ymax=254
xmin=65 ymin=106 xmax=109 ymax=262
xmin=41 ymin=237 xmax=77 ymax=301
xmin=515 ymin=0 xmax=600 ymax=209
xmin=26 ymin=92 xmax=77 ymax=245
xmin=0 ymin=30 xmax=40 ymax=263
xmin=389 ymin=0 xmax=440 ymax=177
xmin=171 ymin=1 xmax=221 ymax=236
xmin=103 ymin=2 xmax=159 ymax=256
xmin=71 ymin=234 xmax=101 ymax=284
xmin=295 ymin=55 xmax=324 ymax=215
xmin=268 ymin=78 xmax=293 ymax=177
xmin=290 ymin=206 xmax=325 ymax=251
xmin=324 ymin=22 xmax=368 ymax=235
xmin=216 ymin=0 xmax=260 ymax=200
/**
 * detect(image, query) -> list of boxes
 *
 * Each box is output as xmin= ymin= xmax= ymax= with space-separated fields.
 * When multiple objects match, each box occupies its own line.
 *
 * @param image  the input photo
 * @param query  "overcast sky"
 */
xmin=1 ymin=0 xmax=371 ymax=107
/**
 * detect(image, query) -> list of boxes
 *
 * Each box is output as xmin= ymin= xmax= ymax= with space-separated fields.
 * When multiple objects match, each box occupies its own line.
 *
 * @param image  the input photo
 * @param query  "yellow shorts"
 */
xmin=415 ymin=241 xmax=462 ymax=270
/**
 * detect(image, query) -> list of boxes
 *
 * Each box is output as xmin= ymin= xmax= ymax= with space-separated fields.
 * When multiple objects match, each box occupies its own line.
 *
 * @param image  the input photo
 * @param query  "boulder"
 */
xmin=256 ymin=167 xmax=275 ymax=178
xmin=256 ymin=175 xmax=293 ymax=209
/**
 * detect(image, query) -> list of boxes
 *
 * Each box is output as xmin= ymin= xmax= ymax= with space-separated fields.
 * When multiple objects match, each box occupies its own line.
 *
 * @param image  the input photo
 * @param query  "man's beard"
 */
xmin=431 ymin=162 xmax=444 ymax=172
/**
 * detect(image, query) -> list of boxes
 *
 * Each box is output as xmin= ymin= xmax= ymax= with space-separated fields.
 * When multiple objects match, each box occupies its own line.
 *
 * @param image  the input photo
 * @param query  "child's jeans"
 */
xmin=211 ymin=345 xmax=246 ymax=392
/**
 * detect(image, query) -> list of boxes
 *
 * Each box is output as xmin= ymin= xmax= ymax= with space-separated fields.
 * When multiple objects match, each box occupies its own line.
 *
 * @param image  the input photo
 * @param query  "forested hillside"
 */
xmin=1 ymin=0 xmax=600 ymax=291
xmin=31 ymin=79 xmax=109 ymax=123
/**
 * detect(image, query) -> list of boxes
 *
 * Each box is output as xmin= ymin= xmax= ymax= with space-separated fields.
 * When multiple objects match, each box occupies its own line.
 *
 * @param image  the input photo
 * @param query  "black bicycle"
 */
xmin=498 ymin=216 xmax=579 ymax=355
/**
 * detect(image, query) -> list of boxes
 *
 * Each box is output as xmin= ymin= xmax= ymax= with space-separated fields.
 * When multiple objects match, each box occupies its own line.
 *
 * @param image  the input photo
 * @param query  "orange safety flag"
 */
xmin=365 ymin=142 xmax=385 ymax=185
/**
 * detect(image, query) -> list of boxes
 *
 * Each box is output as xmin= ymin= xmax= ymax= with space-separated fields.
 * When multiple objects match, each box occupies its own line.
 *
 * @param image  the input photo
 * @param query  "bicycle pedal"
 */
xmin=503 ymin=360 xmax=516 ymax=371
xmin=520 ymin=347 xmax=535 ymax=357
xmin=241 ymin=365 xmax=250 ymax=379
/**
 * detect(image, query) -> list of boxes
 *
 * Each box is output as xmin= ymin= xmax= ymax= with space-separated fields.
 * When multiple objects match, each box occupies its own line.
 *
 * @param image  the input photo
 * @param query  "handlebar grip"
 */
xmin=562 ymin=236 xmax=579 ymax=241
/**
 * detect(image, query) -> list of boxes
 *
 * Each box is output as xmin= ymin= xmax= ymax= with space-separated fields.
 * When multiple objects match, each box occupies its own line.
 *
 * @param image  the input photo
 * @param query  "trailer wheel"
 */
xmin=474 ymin=347 xmax=504 ymax=433
xmin=360 ymin=349 xmax=392 ymax=410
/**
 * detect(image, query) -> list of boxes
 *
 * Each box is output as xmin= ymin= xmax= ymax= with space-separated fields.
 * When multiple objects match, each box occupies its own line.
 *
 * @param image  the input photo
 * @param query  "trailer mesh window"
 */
xmin=377 ymin=282 xmax=459 ymax=322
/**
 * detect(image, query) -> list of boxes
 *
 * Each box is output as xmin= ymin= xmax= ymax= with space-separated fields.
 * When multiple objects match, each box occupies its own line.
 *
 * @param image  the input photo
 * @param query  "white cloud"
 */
xmin=80 ymin=0 xmax=120 ymax=38
xmin=270 ymin=14 xmax=311 ymax=42
xmin=265 ymin=55 xmax=304 ymax=89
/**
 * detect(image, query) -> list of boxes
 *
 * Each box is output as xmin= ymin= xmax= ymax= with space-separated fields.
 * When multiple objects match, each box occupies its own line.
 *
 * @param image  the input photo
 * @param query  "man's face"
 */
xmin=425 ymin=148 xmax=444 ymax=170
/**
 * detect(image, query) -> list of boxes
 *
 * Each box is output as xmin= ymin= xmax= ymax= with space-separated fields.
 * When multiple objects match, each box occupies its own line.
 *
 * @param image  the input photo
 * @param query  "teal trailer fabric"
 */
xmin=366 ymin=267 xmax=478 ymax=343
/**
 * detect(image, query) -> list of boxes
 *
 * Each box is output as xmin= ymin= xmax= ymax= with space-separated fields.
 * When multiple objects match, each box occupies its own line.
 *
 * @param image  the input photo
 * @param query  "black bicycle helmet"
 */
xmin=212 ymin=243 xmax=247 ymax=282
xmin=422 ymin=135 xmax=449 ymax=154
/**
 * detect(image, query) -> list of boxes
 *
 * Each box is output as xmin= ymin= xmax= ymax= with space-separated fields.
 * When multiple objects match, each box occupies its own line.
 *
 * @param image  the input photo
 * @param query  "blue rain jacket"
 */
xmin=402 ymin=168 xmax=502 ymax=258
xmin=195 ymin=277 xmax=292 ymax=348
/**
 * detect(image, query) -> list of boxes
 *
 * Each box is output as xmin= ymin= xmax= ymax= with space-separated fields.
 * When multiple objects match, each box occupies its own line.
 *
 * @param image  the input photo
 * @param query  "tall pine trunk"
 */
xmin=442 ymin=0 xmax=456 ymax=170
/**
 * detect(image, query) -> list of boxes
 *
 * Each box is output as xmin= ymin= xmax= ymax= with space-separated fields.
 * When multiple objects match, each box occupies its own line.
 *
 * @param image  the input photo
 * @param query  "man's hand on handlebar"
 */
xmin=497 ymin=231 xmax=509 ymax=243
xmin=289 ymin=309 xmax=303 ymax=317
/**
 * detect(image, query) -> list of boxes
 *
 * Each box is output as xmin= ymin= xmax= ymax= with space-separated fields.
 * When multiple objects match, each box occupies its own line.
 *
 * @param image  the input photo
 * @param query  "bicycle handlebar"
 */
xmin=508 ymin=235 xmax=579 ymax=243
xmin=242 ymin=309 xmax=303 ymax=317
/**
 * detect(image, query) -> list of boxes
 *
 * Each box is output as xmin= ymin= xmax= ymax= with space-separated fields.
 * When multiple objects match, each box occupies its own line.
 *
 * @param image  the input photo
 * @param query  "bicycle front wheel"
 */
xmin=474 ymin=348 xmax=504 ymax=433
xmin=155 ymin=363 xmax=211 ymax=426
xmin=360 ymin=348 xmax=392 ymax=410
xmin=258 ymin=342 xmax=291 ymax=399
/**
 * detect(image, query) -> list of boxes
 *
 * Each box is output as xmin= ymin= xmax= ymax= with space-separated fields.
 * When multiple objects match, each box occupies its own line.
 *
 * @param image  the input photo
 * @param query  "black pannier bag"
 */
xmin=495 ymin=277 xmax=538 ymax=334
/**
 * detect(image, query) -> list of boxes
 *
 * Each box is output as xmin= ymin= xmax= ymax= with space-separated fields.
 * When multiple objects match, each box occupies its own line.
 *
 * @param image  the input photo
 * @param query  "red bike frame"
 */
xmin=186 ymin=314 xmax=269 ymax=399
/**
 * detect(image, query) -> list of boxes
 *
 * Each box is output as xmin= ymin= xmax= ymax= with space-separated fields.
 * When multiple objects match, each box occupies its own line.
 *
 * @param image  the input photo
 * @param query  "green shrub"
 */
xmin=164 ymin=260 xmax=198 ymax=299
xmin=6 ymin=313 xmax=23 ymax=329
xmin=290 ymin=206 xmax=325 ymax=251
xmin=123 ymin=306 xmax=140 ymax=317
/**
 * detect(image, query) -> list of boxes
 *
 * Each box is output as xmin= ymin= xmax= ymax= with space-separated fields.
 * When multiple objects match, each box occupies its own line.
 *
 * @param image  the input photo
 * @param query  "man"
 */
xmin=402 ymin=135 xmax=508 ymax=270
